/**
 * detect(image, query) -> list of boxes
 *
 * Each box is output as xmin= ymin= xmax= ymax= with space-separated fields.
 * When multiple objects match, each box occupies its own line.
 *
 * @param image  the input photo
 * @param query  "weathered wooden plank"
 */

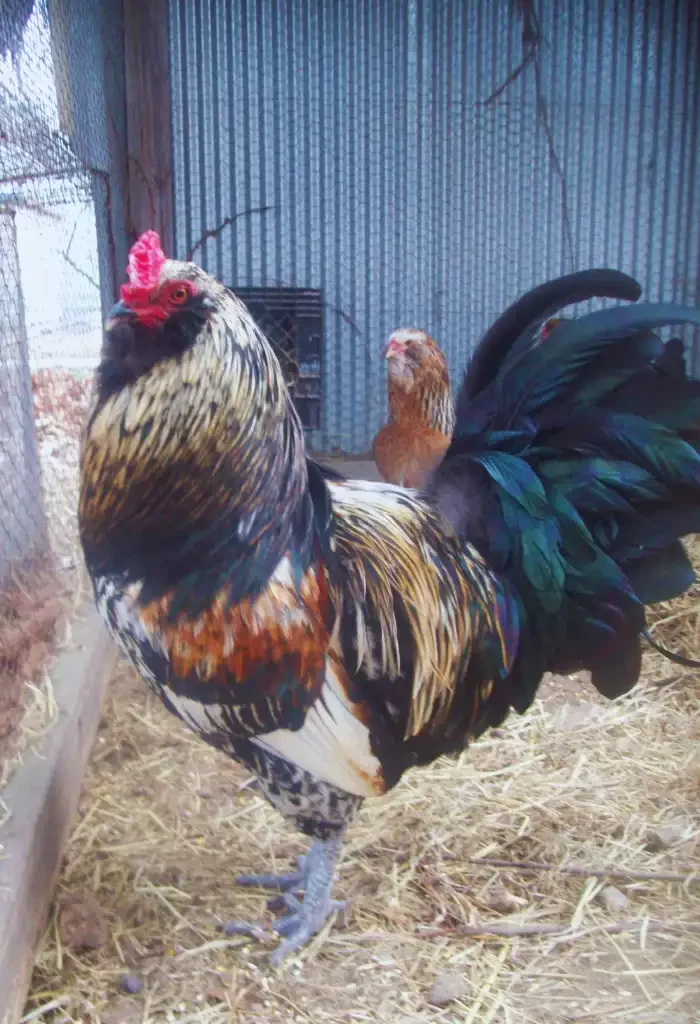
xmin=124 ymin=0 xmax=174 ymax=253
xmin=0 ymin=608 xmax=118 ymax=1024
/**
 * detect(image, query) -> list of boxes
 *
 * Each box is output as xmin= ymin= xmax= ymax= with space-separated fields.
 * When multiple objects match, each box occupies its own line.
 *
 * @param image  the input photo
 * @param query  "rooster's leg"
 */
xmin=224 ymin=833 xmax=346 ymax=965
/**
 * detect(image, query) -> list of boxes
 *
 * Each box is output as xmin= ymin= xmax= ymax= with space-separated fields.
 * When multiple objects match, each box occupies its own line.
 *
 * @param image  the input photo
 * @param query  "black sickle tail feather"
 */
xmin=460 ymin=269 xmax=643 ymax=416
xmin=431 ymin=291 xmax=700 ymax=704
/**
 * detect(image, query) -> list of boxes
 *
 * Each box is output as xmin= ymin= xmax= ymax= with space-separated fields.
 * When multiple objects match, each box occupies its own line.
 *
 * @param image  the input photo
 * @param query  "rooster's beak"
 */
xmin=105 ymin=300 xmax=134 ymax=331
xmin=108 ymin=300 xmax=131 ymax=320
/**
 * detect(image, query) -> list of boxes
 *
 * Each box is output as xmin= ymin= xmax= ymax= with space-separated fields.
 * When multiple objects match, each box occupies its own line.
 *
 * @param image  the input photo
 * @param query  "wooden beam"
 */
xmin=0 ymin=609 xmax=118 ymax=1024
xmin=123 ymin=0 xmax=174 ymax=253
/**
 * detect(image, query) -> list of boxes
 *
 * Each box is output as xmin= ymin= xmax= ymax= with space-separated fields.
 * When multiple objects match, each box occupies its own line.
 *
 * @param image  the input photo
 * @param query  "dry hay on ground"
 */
xmin=25 ymin=612 xmax=699 ymax=1022
xmin=0 ymin=565 xmax=63 ymax=788
xmin=0 ymin=371 xmax=91 ymax=788
xmin=646 ymin=535 xmax=700 ymax=675
xmin=31 ymin=368 xmax=92 ymax=579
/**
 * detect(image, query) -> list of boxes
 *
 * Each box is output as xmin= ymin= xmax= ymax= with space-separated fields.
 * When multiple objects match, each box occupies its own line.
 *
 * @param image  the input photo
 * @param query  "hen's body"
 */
xmin=373 ymin=329 xmax=455 ymax=488
xmin=80 ymin=235 xmax=700 ymax=963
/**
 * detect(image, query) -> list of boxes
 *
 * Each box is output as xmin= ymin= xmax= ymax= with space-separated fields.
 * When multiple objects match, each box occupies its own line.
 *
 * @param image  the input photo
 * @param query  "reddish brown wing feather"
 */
xmin=138 ymin=562 xmax=330 ymax=699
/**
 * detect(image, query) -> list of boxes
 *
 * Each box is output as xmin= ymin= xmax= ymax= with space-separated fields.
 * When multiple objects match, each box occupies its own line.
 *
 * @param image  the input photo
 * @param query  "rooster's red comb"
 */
xmin=121 ymin=230 xmax=166 ymax=304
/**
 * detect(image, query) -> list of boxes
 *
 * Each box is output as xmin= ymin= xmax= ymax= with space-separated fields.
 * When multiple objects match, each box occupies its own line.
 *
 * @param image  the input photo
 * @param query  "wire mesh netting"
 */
xmin=0 ymin=0 xmax=111 ymax=591
xmin=0 ymin=0 xmax=123 ymax=767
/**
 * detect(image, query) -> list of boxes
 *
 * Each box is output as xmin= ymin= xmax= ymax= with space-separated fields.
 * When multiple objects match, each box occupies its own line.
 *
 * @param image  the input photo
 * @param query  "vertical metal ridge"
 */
xmin=208 ymin=0 xmax=222 ymax=279
xmin=330 ymin=0 xmax=344 ymax=446
xmin=602 ymin=0 xmax=620 ymax=276
xmin=192 ymin=0 xmax=206 ymax=266
xmin=682 ymin=0 xmax=700 ymax=375
xmin=254 ymin=0 xmax=268 ymax=287
xmin=645 ymin=0 xmax=668 ymax=303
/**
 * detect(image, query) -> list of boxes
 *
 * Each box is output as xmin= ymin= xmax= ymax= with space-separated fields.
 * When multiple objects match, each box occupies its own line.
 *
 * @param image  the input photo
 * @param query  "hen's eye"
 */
xmin=169 ymin=284 xmax=190 ymax=304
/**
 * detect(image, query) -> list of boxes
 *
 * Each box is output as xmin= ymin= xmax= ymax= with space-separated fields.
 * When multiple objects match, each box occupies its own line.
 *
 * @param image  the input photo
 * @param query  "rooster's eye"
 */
xmin=169 ymin=284 xmax=191 ymax=304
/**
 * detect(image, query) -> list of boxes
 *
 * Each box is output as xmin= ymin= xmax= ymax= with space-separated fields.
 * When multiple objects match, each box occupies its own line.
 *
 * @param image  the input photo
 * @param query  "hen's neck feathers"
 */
xmin=387 ymin=355 xmax=455 ymax=436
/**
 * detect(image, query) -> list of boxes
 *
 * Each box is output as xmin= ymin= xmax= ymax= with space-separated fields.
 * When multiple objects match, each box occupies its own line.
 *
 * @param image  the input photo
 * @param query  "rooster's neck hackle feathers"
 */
xmin=80 ymin=250 xmax=310 ymax=607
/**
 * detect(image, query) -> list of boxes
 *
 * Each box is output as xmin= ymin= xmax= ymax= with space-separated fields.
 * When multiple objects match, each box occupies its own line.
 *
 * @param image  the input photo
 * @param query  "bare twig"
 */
xmin=476 ymin=0 xmax=575 ymax=268
xmin=478 ymin=0 xmax=541 ymax=108
xmin=0 ymin=196 xmax=60 ymax=218
xmin=467 ymin=857 xmax=698 ymax=885
xmin=61 ymin=251 xmax=100 ymax=292
xmin=0 ymin=166 xmax=84 ymax=186
xmin=531 ymin=41 xmax=576 ymax=268
xmin=127 ymin=152 xmax=156 ymax=229
xmin=186 ymin=206 xmax=277 ymax=262
xmin=319 ymin=300 xmax=363 ymax=338
xmin=64 ymin=208 xmax=83 ymax=254
xmin=479 ymin=48 xmax=537 ymax=107
xmin=417 ymin=918 xmax=700 ymax=941
xmin=61 ymin=204 xmax=100 ymax=291
xmin=187 ymin=213 xmax=363 ymax=338
xmin=262 ymin=276 xmax=364 ymax=339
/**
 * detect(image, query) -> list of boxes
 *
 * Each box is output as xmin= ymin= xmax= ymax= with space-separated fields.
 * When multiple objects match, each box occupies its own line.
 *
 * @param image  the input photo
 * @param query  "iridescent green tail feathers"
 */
xmin=431 ymin=295 xmax=700 ymax=701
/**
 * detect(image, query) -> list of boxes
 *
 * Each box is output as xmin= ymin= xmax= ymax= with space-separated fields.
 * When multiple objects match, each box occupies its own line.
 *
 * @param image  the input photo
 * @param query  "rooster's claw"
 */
xmin=225 ymin=835 xmax=346 ymax=965
xmin=235 ymin=854 xmax=307 ymax=892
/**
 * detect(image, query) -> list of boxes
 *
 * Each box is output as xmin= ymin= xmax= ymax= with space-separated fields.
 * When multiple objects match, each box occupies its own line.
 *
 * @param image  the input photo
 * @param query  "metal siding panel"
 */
xmin=169 ymin=0 xmax=700 ymax=453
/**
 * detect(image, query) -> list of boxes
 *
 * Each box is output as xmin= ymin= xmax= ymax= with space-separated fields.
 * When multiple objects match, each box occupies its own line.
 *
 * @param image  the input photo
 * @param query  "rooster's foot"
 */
xmin=224 ymin=833 xmax=346 ymax=965
xmin=235 ymin=853 xmax=308 ymax=894
xmin=267 ymin=893 xmax=349 ymax=966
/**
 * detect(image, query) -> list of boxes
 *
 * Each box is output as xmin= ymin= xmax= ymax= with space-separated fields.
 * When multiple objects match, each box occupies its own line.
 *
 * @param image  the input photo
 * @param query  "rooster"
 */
xmin=79 ymin=232 xmax=700 ymax=965
xmin=373 ymin=328 xmax=455 ymax=488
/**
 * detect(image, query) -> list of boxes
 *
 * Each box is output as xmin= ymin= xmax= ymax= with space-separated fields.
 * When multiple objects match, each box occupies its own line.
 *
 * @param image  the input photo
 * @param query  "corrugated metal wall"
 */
xmin=169 ymin=0 xmax=700 ymax=453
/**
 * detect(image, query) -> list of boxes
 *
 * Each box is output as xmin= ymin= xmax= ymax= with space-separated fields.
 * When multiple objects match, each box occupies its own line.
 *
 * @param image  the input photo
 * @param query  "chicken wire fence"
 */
xmin=0 ymin=0 xmax=117 ymax=588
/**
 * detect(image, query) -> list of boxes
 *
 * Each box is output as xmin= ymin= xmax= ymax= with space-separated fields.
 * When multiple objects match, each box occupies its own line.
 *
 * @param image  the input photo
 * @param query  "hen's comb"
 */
xmin=121 ymin=230 xmax=166 ymax=304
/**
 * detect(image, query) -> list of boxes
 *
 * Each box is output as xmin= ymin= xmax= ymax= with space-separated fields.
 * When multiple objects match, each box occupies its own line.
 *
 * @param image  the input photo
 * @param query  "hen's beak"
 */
xmin=383 ymin=339 xmax=406 ymax=359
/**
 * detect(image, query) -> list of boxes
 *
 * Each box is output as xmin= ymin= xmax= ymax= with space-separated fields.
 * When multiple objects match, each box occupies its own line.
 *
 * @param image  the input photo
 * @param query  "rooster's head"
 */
xmin=96 ymin=230 xmax=282 ymax=400
xmin=79 ymin=232 xmax=307 ymax=595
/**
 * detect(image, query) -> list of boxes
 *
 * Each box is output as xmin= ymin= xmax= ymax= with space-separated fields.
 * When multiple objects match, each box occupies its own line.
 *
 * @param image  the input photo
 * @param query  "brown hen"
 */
xmin=373 ymin=328 xmax=455 ymax=488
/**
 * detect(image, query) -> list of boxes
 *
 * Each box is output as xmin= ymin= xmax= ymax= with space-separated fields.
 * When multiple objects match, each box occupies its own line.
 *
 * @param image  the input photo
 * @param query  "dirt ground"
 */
xmin=24 ymin=648 xmax=699 ymax=1024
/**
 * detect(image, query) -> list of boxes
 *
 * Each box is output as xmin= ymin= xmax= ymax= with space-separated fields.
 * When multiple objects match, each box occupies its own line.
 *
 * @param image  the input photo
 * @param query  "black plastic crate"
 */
xmin=233 ymin=287 xmax=323 ymax=430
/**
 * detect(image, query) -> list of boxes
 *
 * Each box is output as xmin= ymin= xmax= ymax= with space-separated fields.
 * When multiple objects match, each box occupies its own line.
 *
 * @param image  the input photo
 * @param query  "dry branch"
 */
xmin=467 ymin=857 xmax=698 ymax=885
xmin=418 ymin=918 xmax=700 ymax=940
xmin=186 ymin=206 xmax=277 ymax=262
